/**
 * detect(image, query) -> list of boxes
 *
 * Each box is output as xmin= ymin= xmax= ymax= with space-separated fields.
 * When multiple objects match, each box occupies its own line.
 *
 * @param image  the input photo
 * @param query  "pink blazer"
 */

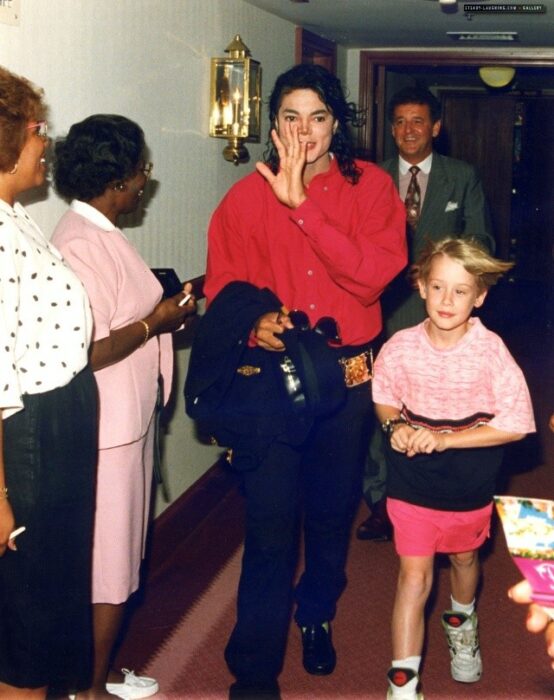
xmin=53 ymin=209 xmax=173 ymax=449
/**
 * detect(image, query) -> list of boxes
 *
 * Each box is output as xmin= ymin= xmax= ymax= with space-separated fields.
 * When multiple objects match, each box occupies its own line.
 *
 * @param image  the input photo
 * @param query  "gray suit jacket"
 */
xmin=379 ymin=152 xmax=494 ymax=333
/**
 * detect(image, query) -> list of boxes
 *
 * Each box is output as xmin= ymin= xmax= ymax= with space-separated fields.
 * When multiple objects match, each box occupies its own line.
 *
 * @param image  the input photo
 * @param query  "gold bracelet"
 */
xmin=139 ymin=320 xmax=150 ymax=347
xmin=0 ymin=486 xmax=8 ymax=500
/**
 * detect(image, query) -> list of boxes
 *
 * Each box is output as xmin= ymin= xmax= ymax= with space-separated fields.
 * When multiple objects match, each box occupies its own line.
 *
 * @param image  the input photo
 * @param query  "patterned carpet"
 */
xmin=115 ymin=326 xmax=554 ymax=699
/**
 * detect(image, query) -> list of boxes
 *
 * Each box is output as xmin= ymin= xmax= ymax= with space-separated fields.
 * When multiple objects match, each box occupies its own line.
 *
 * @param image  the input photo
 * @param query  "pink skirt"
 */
xmin=92 ymin=416 xmax=155 ymax=604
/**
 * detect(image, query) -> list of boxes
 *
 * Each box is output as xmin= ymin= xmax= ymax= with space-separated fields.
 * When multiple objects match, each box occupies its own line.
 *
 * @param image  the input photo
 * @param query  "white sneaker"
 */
xmin=442 ymin=610 xmax=482 ymax=683
xmin=106 ymin=668 xmax=159 ymax=699
xmin=386 ymin=667 xmax=424 ymax=699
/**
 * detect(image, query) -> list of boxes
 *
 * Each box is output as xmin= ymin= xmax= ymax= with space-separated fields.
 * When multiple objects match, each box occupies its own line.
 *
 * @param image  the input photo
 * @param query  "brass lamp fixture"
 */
xmin=209 ymin=35 xmax=262 ymax=165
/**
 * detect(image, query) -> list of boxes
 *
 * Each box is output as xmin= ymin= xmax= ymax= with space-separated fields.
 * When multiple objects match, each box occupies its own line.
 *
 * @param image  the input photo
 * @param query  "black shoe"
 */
xmin=229 ymin=680 xmax=281 ymax=699
xmin=356 ymin=500 xmax=392 ymax=541
xmin=356 ymin=514 xmax=392 ymax=541
xmin=301 ymin=623 xmax=337 ymax=675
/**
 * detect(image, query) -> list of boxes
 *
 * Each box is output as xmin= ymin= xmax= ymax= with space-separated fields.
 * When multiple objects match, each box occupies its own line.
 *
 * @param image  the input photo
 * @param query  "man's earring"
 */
xmin=112 ymin=182 xmax=126 ymax=192
xmin=9 ymin=162 xmax=18 ymax=175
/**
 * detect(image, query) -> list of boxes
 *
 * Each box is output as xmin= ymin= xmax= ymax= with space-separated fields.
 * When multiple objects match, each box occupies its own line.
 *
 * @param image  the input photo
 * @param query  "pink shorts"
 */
xmin=387 ymin=498 xmax=493 ymax=556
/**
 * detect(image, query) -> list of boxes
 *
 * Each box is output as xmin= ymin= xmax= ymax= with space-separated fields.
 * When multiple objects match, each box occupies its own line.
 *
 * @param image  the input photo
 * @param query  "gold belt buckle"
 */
xmin=338 ymin=349 xmax=373 ymax=388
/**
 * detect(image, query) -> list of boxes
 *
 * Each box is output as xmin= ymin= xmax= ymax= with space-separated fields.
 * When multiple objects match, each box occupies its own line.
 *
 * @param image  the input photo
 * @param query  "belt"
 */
xmin=338 ymin=348 xmax=373 ymax=388
xmin=237 ymin=348 xmax=373 ymax=393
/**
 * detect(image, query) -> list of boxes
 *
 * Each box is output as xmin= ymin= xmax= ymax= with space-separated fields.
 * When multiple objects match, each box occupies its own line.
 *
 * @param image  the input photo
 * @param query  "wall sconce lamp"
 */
xmin=478 ymin=65 xmax=516 ymax=89
xmin=209 ymin=35 xmax=262 ymax=165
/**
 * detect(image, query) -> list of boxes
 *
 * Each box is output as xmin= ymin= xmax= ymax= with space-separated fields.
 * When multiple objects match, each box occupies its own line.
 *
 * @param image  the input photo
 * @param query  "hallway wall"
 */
xmin=0 ymin=0 xmax=299 ymax=514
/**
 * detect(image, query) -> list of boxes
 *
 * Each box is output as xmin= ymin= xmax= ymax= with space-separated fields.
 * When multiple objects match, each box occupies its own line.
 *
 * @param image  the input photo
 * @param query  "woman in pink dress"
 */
xmin=52 ymin=115 xmax=196 ymax=700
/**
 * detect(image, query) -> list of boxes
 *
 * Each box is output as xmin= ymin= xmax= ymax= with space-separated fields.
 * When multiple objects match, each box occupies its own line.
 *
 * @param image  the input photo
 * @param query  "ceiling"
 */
xmin=244 ymin=0 xmax=553 ymax=49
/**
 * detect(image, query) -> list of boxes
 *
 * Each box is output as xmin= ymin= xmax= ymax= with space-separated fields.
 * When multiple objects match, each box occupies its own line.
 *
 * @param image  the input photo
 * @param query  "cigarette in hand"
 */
xmin=9 ymin=526 xmax=26 ymax=540
xmin=179 ymin=293 xmax=192 ymax=307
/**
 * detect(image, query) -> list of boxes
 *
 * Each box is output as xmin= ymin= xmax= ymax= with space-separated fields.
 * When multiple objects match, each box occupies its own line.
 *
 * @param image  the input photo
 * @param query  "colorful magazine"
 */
xmin=494 ymin=495 xmax=554 ymax=608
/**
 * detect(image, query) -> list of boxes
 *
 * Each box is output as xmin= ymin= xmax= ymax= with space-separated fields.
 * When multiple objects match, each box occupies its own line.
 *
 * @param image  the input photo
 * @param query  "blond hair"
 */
xmin=0 ymin=65 xmax=46 ymax=172
xmin=412 ymin=237 xmax=514 ymax=293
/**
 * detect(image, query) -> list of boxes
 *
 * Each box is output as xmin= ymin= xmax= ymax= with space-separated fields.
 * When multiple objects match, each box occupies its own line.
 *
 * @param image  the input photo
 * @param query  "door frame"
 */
xmin=295 ymin=28 xmax=336 ymax=72
xmin=357 ymin=49 xmax=554 ymax=161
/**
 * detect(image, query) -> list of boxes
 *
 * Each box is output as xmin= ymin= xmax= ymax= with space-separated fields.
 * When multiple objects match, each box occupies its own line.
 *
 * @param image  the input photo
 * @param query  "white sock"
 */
xmin=451 ymin=596 xmax=475 ymax=616
xmin=391 ymin=656 xmax=421 ymax=674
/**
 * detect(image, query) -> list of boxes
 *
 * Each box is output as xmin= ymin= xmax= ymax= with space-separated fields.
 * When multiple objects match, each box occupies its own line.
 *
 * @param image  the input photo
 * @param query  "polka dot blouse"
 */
xmin=0 ymin=199 xmax=93 ymax=419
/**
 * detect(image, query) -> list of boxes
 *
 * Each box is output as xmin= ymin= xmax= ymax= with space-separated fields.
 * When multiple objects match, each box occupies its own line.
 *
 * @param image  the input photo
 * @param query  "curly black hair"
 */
xmin=54 ymin=114 xmax=145 ymax=201
xmin=263 ymin=64 xmax=365 ymax=185
xmin=387 ymin=86 xmax=441 ymax=124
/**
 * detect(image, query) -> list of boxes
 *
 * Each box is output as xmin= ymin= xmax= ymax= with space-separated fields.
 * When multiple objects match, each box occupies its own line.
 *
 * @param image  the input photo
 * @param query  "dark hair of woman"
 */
xmin=264 ymin=64 xmax=365 ymax=185
xmin=54 ymin=114 xmax=145 ymax=201
xmin=0 ymin=65 xmax=45 ymax=172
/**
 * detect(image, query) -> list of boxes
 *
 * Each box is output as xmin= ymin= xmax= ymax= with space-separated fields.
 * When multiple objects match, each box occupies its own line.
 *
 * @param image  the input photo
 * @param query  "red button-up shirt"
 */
xmin=205 ymin=158 xmax=407 ymax=346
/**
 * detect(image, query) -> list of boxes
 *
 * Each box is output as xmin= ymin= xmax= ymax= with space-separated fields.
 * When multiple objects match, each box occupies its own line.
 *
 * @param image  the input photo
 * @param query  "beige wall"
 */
xmin=0 ymin=0 xmax=298 ymax=514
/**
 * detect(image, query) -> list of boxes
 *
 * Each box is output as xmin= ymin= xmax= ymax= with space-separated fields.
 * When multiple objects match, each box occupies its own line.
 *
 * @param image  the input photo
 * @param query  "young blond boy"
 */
xmin=372 ymin=238 xmax=536 ymax=699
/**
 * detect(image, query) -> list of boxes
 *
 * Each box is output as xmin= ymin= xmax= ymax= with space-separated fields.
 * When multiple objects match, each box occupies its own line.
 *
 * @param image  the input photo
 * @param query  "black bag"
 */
xmin=184 ymin=282 xmax=346 ymax=466
xmin=278 ymin=326 xmax=346 ymax=419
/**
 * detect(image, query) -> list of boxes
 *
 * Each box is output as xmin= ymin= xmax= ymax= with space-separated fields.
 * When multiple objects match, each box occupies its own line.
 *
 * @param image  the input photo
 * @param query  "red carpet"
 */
xmin=115 ymin=327 xmax=554 ymax=698
xmin=133 ymin=508 xmax=554 ymax=697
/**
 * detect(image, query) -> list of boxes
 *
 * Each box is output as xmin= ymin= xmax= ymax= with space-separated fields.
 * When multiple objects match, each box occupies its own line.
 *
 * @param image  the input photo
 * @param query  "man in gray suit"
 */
xmin=357 ymin=85 xmax=495 ymax=540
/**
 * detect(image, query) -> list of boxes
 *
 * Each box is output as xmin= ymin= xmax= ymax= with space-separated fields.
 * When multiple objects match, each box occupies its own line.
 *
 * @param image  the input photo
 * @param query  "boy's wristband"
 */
xmin=381 ymin=417 xmax=406 ymax=437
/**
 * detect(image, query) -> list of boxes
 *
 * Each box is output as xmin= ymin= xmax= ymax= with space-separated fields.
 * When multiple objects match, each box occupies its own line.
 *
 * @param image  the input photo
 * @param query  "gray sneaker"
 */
xmin=441 ymin=611 xmax=482 ymax=683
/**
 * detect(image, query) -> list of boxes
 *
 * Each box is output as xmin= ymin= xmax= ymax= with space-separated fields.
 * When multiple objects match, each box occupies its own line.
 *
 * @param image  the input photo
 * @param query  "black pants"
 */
xmin=225 ymin=378 xmax=373 ymax=683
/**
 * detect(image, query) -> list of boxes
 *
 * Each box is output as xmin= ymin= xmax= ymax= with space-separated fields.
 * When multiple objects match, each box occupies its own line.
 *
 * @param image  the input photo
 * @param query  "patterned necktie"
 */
xmin=404 ymin=165 xmax=421 ymax=229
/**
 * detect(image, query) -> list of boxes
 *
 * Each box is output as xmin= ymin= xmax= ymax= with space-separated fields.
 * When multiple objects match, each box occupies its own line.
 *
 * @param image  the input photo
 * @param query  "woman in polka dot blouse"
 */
xmin=0 ymin=67 xmax=97 ymax=697
xmin=52 ymin=115 xmax=196 ymax=700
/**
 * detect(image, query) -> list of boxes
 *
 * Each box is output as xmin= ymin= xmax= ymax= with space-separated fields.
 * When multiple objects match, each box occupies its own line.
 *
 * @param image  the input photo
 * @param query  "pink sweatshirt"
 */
xmin=373 ymin=317 xmax=535 ymax=435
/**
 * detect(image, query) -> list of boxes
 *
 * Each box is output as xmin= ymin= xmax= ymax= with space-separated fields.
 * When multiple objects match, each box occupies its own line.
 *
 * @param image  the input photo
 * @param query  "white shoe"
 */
xmin=106 ymin=668 xmax=159 ymax=699
xmin=386 ymin=667 xmax=424 ymax=699
xmin=442 ymin=610 xmax=482 ymax=683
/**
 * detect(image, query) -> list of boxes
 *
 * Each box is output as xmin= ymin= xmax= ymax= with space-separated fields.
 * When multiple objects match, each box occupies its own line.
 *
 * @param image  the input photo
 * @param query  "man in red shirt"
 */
xmin=204 ymin=64 xmax=407 ymax=699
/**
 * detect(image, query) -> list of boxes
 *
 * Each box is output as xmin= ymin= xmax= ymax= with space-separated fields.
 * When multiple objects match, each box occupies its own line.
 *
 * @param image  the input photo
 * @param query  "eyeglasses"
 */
xmin=26 ymin=120 xmax=48 ymax=139
xmin=140 ymin=161 xmax=153 ymax=179
xmin=288 ymin=309 xmax=341 ymax=345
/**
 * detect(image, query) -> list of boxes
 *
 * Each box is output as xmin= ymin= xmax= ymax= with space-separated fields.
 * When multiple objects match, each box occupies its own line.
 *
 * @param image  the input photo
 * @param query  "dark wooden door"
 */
xmin=441 ymin=93 xmax=554 ymax=330
xmin=516 ymin=98 xmax=554 ymax=285
xmin=514 ymin=97 xmax=554 ymax=327
xmin=295 ymin=28 xmax=336 ymax=72
xmin=441 ymin=94 xmax=515 ymax=259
